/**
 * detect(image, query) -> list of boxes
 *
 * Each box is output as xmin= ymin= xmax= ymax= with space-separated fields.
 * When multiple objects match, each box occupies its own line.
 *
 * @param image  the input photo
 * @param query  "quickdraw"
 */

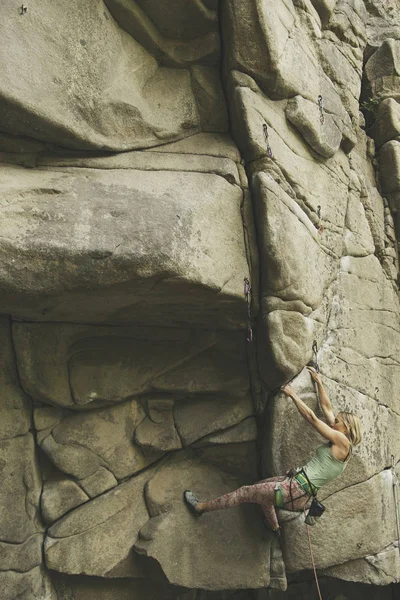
xmin=318 ymin=95 xmax=324 ymax=125
xmin=244 ymin=278 xmax=253 ymax=342
xmin=391 ymin=455 xmax=400 ymax=560
xmin=317 ymin=205 xmax=324 ymax=235
xmin=263 ymin=124 xmax=273 ymax=158
xmin=20 ymin=4 xmax=28 ymax=14
xmin=374 ymin=387 xmax=385 ymax=408
xmin=311 ymin=340 xmax=320 ymax=373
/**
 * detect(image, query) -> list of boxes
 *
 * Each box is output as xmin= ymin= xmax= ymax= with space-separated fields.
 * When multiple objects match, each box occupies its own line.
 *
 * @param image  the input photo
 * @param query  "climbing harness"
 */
xmin=263 ymin=124 xmax=273 ymax=158
xmin=295 ymin=470 xmax=320 ymax=500
xmin=391 ymin=455 xmax=400 ymax=559
xmin=318 ymin=95 xmax=324 ymax=125
xmin=274 ymin=474 xmax=324 ymax=598
xmin=244 ymin=278 xmax=253 ymax=342
xmin=276 ymin=468 xmax=324 ymax=516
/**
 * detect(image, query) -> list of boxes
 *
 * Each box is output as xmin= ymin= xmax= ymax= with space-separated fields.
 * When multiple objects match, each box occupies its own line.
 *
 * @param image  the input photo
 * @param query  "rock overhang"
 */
xmin=0 ymin=162 xmax=249 ymax=327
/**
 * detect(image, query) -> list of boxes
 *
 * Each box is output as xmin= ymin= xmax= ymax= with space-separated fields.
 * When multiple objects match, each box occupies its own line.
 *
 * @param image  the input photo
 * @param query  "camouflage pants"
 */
xmin=201 ymin=476 xmax=310 ymax=531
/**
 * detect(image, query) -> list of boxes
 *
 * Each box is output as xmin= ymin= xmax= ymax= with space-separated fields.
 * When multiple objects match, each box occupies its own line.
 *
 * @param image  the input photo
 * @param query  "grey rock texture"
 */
xmin=0 ymin=0 xmax=400 ymax=599
xmin=135 ymin=455 xmax=270 ymax=590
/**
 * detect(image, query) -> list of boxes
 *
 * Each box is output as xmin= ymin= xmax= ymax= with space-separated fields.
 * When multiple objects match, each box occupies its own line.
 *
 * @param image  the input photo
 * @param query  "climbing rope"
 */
xmin=318 ymin=95 xmax=324 ymax=125
xmin=391 ymin=455 xmax=400 ymax=559
xmin=263 ymin=124 xmax=273 ymax=158
xmin=304 ymin=513 xmax=324 ymax=600
xmin=244 ymin=278 xmax=253 ymax=342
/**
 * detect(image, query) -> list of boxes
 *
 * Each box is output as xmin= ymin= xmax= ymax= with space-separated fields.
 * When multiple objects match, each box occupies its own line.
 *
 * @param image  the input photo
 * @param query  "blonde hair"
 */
xmin=337 ymin=411 xmax=362 ymax=446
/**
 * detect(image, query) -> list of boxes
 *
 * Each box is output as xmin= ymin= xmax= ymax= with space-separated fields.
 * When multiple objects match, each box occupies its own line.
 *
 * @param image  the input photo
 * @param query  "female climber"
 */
xmin=183 ymin=367 xmax=362 ymax=533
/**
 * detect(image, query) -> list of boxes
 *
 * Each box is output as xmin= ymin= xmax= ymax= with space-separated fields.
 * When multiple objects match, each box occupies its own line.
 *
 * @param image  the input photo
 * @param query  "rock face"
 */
xmin=0 ymin=1 xmax=399 ymax=599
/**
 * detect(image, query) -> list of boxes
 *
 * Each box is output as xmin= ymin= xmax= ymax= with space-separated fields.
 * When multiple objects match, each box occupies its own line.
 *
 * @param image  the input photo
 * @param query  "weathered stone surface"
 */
xmin=251 ymin=168 xmax=338 ymax=385
xmin=45 ymin=467 xmax=155 ymax=577
xmin=53 ymin=574 xmax=181 ymax=600
xmin=229 ymin=83 xmax=350 ymax=235
xmin=144 ymin=133 xmax=241 ymax=162
xmin=328 ymin=0 xmax=367 ymax=48
xmin=0 ymin=0 xmax=202 ymax=150
xmin=135 ymin=0 xmax=218 ymax=42
xmin=134 ymin=397 xmax=182 ymax=452
xmin=34 ymin=150 xmax=240 ymax=185
xmin=14 ymin=323 xmax=216 ymax=408
xmin=285 ymin=95 xmax=348 ymax=157
xmin=316 ymin=36 xmax=364 ymax=120
xmin=0 ymin=434 xmax=42 ymax=543
xmin=372 ymin=97 xmax=400 ymax=147
xmin=1 ymin=0 xmax=400 ymax=595
xmin=135 ymin=455 xmax=271 ymax=590
xmin=104 ymin=0 xmax=219 ymax=67
xmin=321 ymin=255 xmax=400 ymax=414
xmin=343 ymin=193 xmax=376 ymax=257
xmin=196 ymin=443 xmax=258 ymax=483
xmin=0 ymin=317 xmax=31 ymax=440
xmin=80 ymin=468 xmax=118 ymax=498
xmin=42 ymin=479 xmax=89 ymax=524
xmin=0 ymin=534 xmax=43 ymax=572
xmin=253 ymin=172 xmax=336 ymax=312
xmin=260 ymin=577 xmax=395 ymax=599
xmin=153 ymin=333 xmax=250 ymax=395
xmin=36 ymin=401 xmax=160 ymax=486
xmin=323 ymin=542 xmax=400 ymax=585
xmin=365 ymin=39 xmax=400 ymax=101
xmin=379 ymin=139 xmax=400 ymax=200
xmin=193 ymin=417 xmax=257 ymax=447
xmin=175 ymin=394 xmax=254 ymax=446
xmin=282 ymin=470 xmax=397 ymax=571
xmin=0 ymin=165 xmax=249 ymax=327
xmin=0 ymin=567 xmax=56 ymax=600
xmin=310 ymin=0 xmax=337 ymax=25
xmin=367 ymin=0 xmax=400 ymax=47
xmin=0 ymin=316 xmax=49 ymax=597
xmin=191 ymin=66 xmax=230 ymax=133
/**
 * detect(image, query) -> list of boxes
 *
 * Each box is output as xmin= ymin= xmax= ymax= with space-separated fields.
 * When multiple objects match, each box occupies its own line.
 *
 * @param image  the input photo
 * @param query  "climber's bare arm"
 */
xmin=281 ymin=384 xmax=347 ymax=448
xmin=307 ymin=367 xmax=335 ymax=427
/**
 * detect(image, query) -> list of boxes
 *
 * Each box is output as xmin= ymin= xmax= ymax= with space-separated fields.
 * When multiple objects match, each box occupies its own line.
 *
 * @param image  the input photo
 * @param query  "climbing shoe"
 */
xmin=264 ymin=520 xmax=281 ymax=536
xmin=183 ymin=490 xmax=203 ymax=516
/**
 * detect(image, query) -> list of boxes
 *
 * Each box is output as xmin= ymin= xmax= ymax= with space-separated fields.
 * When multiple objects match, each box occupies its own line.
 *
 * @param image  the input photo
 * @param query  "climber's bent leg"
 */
xmin=198 ymin=480 xmax=279 ymax=515
xmin=261 ymin=502 xmax=280 ymax=531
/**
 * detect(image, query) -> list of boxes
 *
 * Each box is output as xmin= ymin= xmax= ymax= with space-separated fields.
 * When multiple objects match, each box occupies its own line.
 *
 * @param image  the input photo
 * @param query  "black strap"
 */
xmin=298 ymin=468 xmax=318 ymax=498
xmin=344 ymin=445 xmax=352 ymax=462
xmin=330 ymin=442 xmax=353 ymax=463
xmin=284 ymin=475 xmax=309 ymax=509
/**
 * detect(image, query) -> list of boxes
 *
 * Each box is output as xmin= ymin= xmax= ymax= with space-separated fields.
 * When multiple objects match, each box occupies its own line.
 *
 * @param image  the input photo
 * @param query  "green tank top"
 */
xmin=302 ymin=443 xmax=349 ymax=489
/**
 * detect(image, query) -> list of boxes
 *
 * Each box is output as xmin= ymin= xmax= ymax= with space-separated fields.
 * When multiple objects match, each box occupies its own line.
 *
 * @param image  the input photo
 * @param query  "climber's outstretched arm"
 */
xmin=281 ymin=384 xmax=347 ymax=447
xmin=307 ymin=367 xmax=335 ymax=426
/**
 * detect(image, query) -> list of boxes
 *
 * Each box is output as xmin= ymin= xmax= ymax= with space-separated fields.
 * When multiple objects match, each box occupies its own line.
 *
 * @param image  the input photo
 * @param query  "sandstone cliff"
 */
xmin=0 ymin=1 xmax=399 ymax=599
